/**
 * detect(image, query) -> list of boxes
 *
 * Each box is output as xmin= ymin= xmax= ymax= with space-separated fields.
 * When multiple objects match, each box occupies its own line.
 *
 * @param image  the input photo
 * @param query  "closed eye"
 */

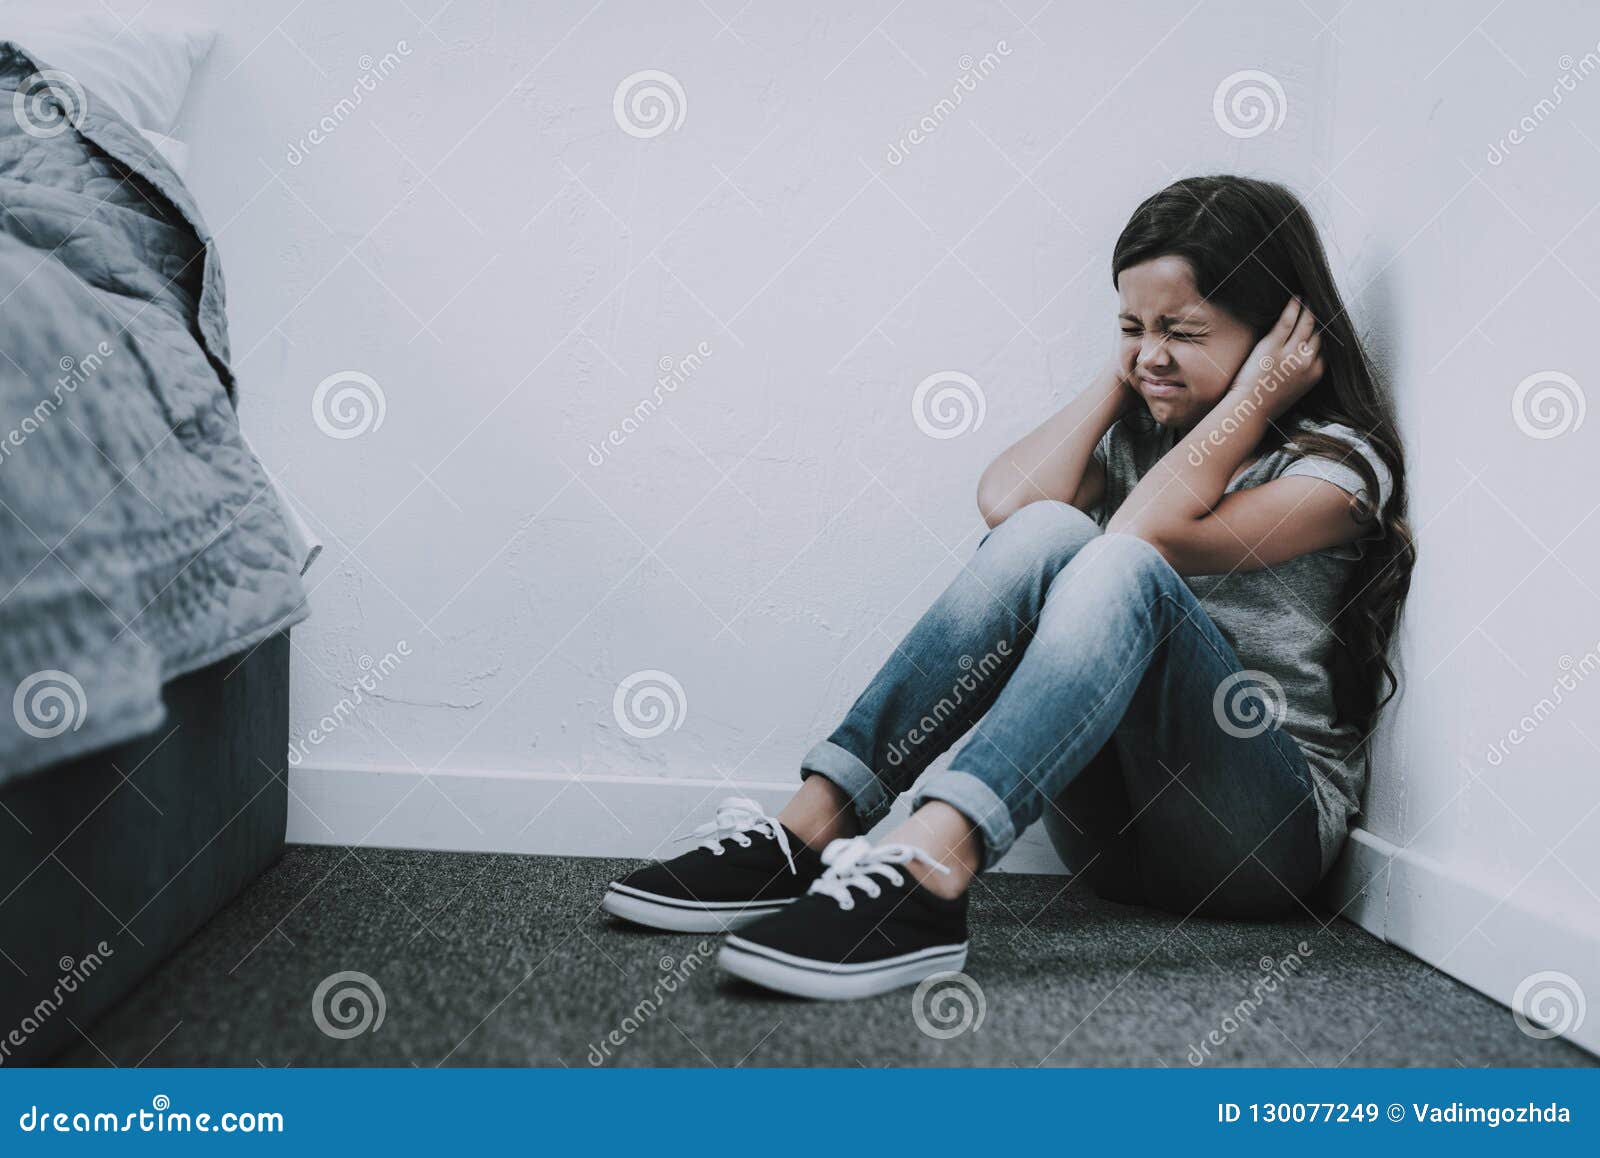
xmin=1121 ymin=327 xmax=1203 ymax=341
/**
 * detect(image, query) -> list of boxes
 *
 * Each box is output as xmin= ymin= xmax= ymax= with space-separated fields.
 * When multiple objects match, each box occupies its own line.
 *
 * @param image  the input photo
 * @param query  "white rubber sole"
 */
xmin=602 ymin=882 xmax=794 ymax=933
xmin=718 ymin=935 xmax=969 ymax=1000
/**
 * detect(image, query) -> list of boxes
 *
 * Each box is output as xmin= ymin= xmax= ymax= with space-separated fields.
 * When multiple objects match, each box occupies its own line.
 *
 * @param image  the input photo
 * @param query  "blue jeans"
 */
xmin=801 ymin=499 xmax=1322 ymax=919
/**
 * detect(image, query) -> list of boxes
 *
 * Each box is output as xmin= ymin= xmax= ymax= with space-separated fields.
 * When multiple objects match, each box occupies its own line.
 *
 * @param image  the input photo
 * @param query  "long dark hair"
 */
xmin=1111 ymin=174 xmax=1416 ymax=747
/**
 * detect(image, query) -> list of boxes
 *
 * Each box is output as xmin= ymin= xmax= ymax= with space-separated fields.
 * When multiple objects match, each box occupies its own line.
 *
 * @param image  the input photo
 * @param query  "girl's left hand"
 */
xmin=1229 ymin=296 xmax=1324 ymax=418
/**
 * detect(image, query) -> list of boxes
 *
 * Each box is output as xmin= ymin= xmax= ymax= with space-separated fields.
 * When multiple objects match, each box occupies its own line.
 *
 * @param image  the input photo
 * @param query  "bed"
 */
xmin=0 ymin=21 xmax=311 ymax=1063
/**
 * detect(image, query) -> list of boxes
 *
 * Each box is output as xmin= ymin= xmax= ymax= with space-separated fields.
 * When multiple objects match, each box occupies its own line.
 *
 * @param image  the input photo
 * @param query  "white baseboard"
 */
xmin=1324 ymin=827 xmax=1598 ymax=1057
xmin=285 ymin=762 xmax=1067 ymax=873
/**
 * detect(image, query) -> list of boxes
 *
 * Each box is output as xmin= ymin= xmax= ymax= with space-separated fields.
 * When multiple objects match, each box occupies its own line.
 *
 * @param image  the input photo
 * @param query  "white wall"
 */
xmin=36 ymin=0 xmax=1598 ymax=1045
xmin=1313 ymin=0 xmax=1600 ymax=1053
xmin=63 ymin=0 xmax=1337 ymax=869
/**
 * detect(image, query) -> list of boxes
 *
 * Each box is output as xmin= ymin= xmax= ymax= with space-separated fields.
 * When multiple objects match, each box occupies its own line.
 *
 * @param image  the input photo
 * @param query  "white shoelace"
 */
xmin=674 ymin=795 xmax=797 ymax=875
xmin=805 ymin=836 xmax=952 ymax=911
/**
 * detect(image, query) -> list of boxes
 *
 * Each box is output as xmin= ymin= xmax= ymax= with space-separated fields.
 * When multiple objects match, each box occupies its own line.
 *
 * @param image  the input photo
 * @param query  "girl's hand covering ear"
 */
xmin=1098 ymin=356 xmax=1144 ymax=417
xmin=1114 ymin=364 xmax=1144 ymax=417
xmin=1229 ymin=296 xmax=1325 ymax=418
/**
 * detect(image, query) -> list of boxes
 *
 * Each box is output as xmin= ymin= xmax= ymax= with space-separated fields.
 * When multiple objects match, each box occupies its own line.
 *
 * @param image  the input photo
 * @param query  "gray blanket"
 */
xmin=0 ymin=43 xmax=310 ymax=783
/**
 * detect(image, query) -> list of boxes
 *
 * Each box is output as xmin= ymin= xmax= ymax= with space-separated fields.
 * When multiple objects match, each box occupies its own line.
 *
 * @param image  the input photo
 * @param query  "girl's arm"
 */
xmin=977 ymin=361 xmax=1136 ymax=528
xmin=1106 ymin=298 xmax=1365 ymax=575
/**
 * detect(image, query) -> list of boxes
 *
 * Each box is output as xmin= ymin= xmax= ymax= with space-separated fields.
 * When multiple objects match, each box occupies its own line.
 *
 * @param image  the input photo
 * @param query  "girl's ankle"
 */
xmin=784 ymin=810 xmax=859 ymax=853
xmin=881 ymin=801 xmax=983 ymax=898
xmin=779 ymin=776 xmax=861 ymax=852
xmin=905 ymin=857 xmax=971 ymax=900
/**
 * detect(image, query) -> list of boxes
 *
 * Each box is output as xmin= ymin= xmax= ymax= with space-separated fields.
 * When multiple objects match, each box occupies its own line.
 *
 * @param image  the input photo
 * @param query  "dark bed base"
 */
xmin=0 ymin=631 xmax=291 ymax=1066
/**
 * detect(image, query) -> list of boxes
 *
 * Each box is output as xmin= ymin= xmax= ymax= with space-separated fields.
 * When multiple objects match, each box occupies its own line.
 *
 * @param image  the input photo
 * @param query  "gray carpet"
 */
xmin=56 ymin=845 xmax=1595 ymax=1068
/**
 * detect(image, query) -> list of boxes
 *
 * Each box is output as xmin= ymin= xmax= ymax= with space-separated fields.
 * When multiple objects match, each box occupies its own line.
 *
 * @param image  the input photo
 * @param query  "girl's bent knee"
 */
xmin=1075 ymin=530 xmax=1167 ymax=574
xmin=981 ymin=499 xmax=1101 ymax=568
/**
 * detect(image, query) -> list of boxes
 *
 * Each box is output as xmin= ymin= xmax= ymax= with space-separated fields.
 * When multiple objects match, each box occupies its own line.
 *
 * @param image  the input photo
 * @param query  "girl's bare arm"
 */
xmin=976 ymin=362 xmax=1135 ymax=528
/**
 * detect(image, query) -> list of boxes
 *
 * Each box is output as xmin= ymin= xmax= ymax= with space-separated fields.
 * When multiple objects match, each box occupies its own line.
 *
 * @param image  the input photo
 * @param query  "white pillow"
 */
xmin=5 ymin=11 xmax=214 ymax=134
xmin=138 ymin=128 xmax=190 ymax=177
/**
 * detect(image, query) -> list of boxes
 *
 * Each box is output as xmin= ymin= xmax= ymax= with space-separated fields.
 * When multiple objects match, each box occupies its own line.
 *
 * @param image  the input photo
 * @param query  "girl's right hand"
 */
xmin=1104 ymin=359 xmax=1142 ymax=416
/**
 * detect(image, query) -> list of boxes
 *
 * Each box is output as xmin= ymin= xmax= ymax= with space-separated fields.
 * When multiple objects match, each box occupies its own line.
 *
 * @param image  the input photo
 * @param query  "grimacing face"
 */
xmin=1116 ymin=255 xmax=1259 ymax=433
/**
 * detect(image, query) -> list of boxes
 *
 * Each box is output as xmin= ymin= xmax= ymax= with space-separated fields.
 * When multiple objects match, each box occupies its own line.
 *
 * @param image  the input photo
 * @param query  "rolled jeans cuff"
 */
xmin=911 ymin=769 xmax=1017 ymax=871
xmin=800 ymin=739 xmax=893 ymax=828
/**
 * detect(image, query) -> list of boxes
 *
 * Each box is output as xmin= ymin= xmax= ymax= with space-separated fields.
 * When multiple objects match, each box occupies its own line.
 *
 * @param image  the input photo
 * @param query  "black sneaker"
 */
xmin=718 ymin=836 xmax=970 ymax=1000
xmin=602 ymin=796 xmax=826 ymax=932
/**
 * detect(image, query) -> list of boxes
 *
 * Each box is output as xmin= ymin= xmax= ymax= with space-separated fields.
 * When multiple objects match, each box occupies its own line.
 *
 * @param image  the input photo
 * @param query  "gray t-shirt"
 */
xmin=1091 ymin=410 xmax=1395 ymax=878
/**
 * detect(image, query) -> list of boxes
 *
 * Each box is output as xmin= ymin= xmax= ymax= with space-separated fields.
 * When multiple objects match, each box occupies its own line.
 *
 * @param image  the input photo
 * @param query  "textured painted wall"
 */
xmin=84 ymin=1 xmax=1600 ymax=884
xmin=1322 ymin=1 xmax=1600 ymax=929
xmin=142 ymin=0 xmax=1332 ymax=827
